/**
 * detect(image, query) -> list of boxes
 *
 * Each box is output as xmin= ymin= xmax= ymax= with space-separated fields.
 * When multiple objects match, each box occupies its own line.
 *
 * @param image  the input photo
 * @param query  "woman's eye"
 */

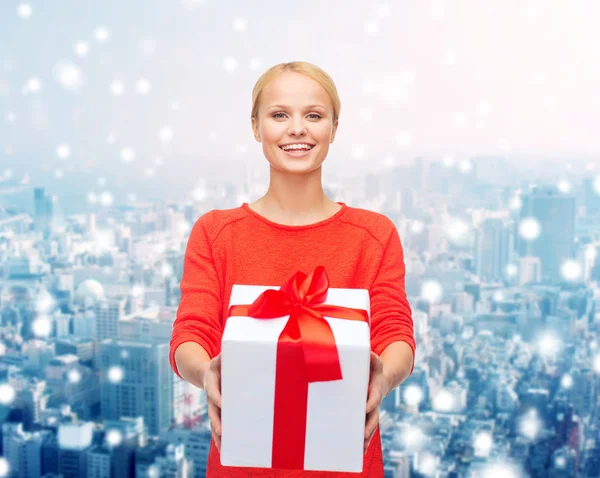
xmin=272 ymin=113 xmax=321 ymax=119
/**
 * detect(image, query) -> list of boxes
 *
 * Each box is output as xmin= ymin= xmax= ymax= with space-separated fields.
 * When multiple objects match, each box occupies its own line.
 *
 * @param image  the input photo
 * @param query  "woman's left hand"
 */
xmin=364 ymin=351 xmax=389 ymax=454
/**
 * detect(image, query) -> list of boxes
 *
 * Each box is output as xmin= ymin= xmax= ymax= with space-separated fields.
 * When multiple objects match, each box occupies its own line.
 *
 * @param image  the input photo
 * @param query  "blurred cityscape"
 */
xmin=0 ymin=155 xmax=599 ymax=477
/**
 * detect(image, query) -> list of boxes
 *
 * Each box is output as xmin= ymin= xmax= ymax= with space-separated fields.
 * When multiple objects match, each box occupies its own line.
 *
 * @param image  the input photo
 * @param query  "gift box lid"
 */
xmin=223 ymin=285 xmax=370 ymax=344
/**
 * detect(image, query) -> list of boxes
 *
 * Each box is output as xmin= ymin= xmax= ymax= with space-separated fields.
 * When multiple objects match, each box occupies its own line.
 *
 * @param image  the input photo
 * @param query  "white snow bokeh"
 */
xmin=53 ymin=61 xmax=85 ymax=90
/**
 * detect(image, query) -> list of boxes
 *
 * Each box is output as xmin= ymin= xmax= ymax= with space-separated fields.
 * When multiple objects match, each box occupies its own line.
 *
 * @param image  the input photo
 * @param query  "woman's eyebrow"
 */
xmin=267 ymin=104 xmax=326 ymax=110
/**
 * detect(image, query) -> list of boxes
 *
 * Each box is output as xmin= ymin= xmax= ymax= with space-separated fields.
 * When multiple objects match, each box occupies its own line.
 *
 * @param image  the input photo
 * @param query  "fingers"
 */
xmin=206 ymin=363 xmax=223 ymax=437
xmin=364 ymin=407 xmax=379 ymax=453
xmin=364 ymin=407 xmax=379 ymax=441
xmin=365 ymin=377 xmax=383 ymax=415
xmin=369 ymin=351 xmax=376 ymax=376
xmin=213 ymin=353 xmax=222 ymax=372
xmin=205 ymin=369 xmax=222 ymax=409
xmin=366 ymin=352 xmax=384 ymax=415
xmin=208 ymin=394 xmax=222 ymax=451
xmin=207 ymin=400 xmax=221 ymax=436
xmin=365 ymin=388 xmax=377 ymax=415
xmin=205 ymin=354 xmax=221 ymax=389
xmin=207 ymin=355 xmax=223 ymax=451
xmin=211 ymin=422 xmax=222 ymax=451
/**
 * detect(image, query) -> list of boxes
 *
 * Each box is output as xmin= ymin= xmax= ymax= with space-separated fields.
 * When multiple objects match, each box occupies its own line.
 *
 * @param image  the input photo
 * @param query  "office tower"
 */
xmin=99 ymin=339 xmax=173 ymax=436
xmin=25 ymin=339 xmax=55 ymax=370
xmin=86 ymin=446 xmax=111 ymax=476
xmin=475 ymin=218 xmax=511 ymax=281
xmin=427 ymin=223 xmax=449 ymax=257
xmin=72 ymin=310 xmax=96 ymax=338
xmin=2 ymin=422 xmax=47 ymax=477
xmin=135 ymin=440 xmax=194 ymax=476
xmin=55 ymin=338 xmax=95 ymax=364
xmin=568 ymin=367 xmax=596 ymax=418
xmin=517 ymin=186 xmax=575 ymax=284
xmin=86 ymin=212 xmax=96 ymax=236
xmin=109 ymin=417 xmax=146 ymax=478
xmin=56 ymin=422 xmax=95 ymax=477
xmin=186 ymin=427 xmax=212 ymax=478
xmin=384 ymin=450 xmax=410 ymax=478
xmin=34 ymin=187 xmax=54 ymax=235
xmin=94 ymin=297 xmax=126 ymax=342
xmin=452 ymin=291 xmax=474 ymax=314
xmin=41 ymin=433 xmax=60 ymax=475
xmin=519 ymin=256 xmax=542 ymax=285
xmin=582 ymin=176 xmax=600 ymax=217
xmin=21 ymin=380 xmax=48 ymax=431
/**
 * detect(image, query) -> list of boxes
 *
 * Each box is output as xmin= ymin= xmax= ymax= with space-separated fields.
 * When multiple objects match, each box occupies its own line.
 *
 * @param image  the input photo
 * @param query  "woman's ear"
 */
xmin=251 ymin=116 xmax=261 ymax=142
xmin=330 ymin=120 xmax=338 ymax=143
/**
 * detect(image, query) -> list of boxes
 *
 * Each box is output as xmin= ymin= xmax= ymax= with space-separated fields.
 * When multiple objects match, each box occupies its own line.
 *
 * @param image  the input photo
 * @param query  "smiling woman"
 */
xmin=242 ymin=62 xmax=345 ymax=225
xmin=170 ymin=61 xmax=416 ymax=478
xmin=250 ymin=64 xmax=339 ymax=194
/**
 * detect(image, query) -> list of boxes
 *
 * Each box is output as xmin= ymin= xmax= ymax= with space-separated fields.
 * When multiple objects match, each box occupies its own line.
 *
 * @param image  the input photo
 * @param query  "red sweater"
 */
xmin=169 ymin=202 xmax=416 ymax=478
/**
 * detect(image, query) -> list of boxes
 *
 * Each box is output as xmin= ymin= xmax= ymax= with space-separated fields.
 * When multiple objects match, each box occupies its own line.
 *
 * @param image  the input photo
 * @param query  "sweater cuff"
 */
xmin=373 ymin=336 xmax=415 ymax=377
xmin=169 ymin=334 xmax=215 ymax=380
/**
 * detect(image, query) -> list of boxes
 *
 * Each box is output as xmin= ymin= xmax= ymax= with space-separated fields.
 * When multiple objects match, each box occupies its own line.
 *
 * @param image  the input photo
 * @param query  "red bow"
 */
xmin=227 ymin=265 xmax=369 ymax=469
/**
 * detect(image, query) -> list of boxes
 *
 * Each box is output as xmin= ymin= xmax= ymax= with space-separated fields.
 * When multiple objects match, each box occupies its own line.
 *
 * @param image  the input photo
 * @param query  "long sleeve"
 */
xmin=369 ymin=222 xmax=416 ymax=376
xmin=169 ymin=213 xmax=223 ymax=379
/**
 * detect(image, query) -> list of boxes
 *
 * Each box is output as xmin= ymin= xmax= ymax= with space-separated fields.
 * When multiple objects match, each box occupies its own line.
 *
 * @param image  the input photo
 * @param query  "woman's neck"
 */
xmin=248 ymin=195 xmax=340 ymax=227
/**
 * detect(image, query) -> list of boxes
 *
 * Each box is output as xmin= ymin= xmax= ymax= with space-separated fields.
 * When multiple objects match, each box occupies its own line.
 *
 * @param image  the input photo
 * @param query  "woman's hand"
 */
xmin=364 ymin=351 xmax=389 ymax=454
xmin=204 ymin=353 xmax=223 ymax=451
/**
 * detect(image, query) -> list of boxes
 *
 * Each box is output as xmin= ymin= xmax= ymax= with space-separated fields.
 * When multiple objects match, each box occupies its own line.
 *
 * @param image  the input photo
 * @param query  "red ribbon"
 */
xmin=227 ymin=265 xmax=369 ymax=470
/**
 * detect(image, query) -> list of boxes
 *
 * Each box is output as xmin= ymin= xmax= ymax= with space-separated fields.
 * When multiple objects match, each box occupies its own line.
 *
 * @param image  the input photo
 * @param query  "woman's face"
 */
xmin=252 ymin=71 xmax=338 ymax=175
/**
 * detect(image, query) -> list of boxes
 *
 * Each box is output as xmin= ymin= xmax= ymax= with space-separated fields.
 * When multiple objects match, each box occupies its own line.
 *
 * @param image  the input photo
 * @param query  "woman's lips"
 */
xmin=279 ymin=145 xmax=315 ymax=158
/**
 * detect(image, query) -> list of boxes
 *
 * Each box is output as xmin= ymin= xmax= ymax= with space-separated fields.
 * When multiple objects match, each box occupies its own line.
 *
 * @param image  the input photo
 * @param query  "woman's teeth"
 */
xmin=281 ymin=145 xmax=313 ymax=151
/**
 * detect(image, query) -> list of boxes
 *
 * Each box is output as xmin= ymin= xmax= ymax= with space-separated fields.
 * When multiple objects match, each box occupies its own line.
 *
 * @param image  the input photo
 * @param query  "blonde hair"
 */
xmin=251 ymin=61 xmax=341 ymax=125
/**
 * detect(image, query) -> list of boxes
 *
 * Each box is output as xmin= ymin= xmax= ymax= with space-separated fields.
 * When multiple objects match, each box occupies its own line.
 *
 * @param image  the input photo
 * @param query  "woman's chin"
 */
xmin=269 ymin=161 xmax=323 ymax=175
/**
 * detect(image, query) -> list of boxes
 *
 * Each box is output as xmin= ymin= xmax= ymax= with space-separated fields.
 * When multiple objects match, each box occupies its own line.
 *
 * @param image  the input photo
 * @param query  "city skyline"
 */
xmin=1 ymin=1 xmax=600 ymax=476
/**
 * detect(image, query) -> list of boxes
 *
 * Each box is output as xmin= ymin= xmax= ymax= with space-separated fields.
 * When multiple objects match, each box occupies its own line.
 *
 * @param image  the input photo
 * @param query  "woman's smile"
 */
xmin=279 ymin=143 xmax=316 ymax=158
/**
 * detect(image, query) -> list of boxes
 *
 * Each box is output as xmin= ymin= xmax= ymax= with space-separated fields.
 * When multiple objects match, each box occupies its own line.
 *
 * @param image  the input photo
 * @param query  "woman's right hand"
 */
xmin=203 ymin=353 xmax=222 ymax=451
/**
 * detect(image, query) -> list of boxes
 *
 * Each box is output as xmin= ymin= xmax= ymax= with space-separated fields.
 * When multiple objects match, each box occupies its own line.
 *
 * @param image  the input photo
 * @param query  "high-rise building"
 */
xmin=135 ymin=441 xmax=193 ymax=477
xmin=102 ymin=417 xmax=147 ymax=478
xmin=519 ymin=256 xmax=542 ymax=285
xmin=582 ymin=176 xmax=600 ymax=217
xmin=517 ymin=186 xmax=575 ymax=284
xmin=2 ymin=422 xmax=48 ymax=477
xmin=94 ymin=297 xmax=127 ymax=342
xmin=569 ymin=366 xmax=596 ymax=418
xmin=99 ymin=339 xmax=173 ymax=436
xmin=34 ymin=187 xmax=54 ymax=236
xmin=56 ymin=422 xmax=95 ymax=477
xmin=475 ymin=218 xmax=511 ymax=281
xmin=186 ymin=427 xmax=212 ymax=477
xmin=86 ymin=445 xmax=111 ymax=477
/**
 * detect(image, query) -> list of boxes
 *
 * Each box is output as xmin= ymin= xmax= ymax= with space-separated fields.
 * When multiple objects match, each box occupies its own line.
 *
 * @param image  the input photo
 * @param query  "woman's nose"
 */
xmin=288 ymin=123 xmax=307 ymax=136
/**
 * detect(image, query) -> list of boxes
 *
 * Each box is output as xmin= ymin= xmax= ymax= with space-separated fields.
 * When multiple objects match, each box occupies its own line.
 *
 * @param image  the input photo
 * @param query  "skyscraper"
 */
xmin=33 ymin=187 xmax=54 ymax=236
xmin=582 ymin=176 xmax=600 ymax=217
xmin=99 ymin=340 xmax=173 ymax=436
xmin=517 ymin=186 xmax=575 ymax=284
xmin=475 ymin=217 xmax=511 ymax=281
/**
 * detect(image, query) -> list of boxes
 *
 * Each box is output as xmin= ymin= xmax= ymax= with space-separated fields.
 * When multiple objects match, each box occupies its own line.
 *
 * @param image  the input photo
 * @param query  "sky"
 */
xmin=1 ymin=0 xmax=599 ymax=210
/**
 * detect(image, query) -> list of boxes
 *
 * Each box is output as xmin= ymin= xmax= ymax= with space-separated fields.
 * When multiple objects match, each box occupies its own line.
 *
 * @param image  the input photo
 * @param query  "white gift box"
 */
xmin=220 ymin=284 xmax=371 ymax=473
